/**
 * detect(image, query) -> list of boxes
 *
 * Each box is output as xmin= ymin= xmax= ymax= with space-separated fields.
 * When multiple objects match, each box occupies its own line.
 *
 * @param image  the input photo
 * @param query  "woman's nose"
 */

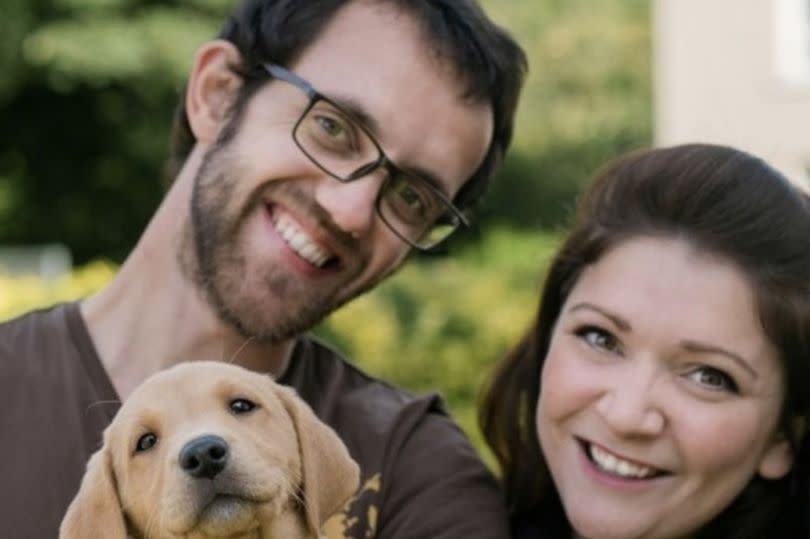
xmin=595 ymin=364 xmax=666 ymax=437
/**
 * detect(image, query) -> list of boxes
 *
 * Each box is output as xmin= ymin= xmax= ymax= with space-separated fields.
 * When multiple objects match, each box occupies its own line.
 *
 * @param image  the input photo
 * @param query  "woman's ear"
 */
xmin=758 ymin=418 xmax=805 ymax=480
xmin=186 ymin=39 xmax=244 ymax=144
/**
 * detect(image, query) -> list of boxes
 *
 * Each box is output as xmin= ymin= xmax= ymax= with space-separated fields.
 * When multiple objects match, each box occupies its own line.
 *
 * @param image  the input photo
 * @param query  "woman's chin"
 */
xmin=566 ymin=510 xmax=652 ymax=539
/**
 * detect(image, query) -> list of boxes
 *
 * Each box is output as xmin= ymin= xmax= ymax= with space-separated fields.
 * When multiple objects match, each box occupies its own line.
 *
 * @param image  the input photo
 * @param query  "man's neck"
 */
xmin=79 ymin=148 xmax=296 ymax=400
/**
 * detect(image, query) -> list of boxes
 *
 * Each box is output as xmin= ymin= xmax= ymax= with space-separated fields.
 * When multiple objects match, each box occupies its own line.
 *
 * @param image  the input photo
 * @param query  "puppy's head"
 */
xmin=60 ymin=361 xmax=359 ymax=539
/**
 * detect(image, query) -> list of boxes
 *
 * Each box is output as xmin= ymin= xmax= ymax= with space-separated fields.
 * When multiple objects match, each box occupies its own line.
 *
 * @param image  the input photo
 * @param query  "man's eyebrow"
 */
xmin=327 ymin=94 xmax=383 ymax=141
xmin=406 ymin=165 xmax=453 ymax=199
xmin=568 ymin=302 xmax=631 ymax=332
xmin=680 ymin=340 xmax=759 ymax=380
xmin=327 ymin=94 xmax=453 ymax=198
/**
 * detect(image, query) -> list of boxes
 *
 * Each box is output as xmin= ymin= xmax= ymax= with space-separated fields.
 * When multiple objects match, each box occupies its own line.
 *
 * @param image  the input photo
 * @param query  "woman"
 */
xmin=480 ymin=144 xmax=810 ymax=539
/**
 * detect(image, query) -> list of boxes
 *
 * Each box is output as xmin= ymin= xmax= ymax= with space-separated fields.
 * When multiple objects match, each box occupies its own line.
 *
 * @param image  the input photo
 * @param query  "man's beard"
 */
xmin=186 ymin=143 xmax=355 ymax=343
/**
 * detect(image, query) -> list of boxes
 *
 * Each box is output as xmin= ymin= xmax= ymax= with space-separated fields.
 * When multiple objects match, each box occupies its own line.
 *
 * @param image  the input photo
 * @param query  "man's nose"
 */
xmin=313 ymin=171 xmax=384 ymax=238
xmin=595 ymin=363 xmax=666 ymax=437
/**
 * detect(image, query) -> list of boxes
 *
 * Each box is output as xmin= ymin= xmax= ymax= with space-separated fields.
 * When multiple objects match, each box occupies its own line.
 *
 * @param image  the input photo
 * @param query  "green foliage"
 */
xmin=22 ymin=7 xmax=219 ymax=87
xmin=0 ymin=259 xmax=116 ymax=320
xmin=0 ymin=0 xmax=229 ymax=263
xmin=479 ymin=0 xmax=651 ymax=228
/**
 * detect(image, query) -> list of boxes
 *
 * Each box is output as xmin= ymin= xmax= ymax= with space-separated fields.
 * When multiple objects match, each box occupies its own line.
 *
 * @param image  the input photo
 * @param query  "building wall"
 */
xmin=653 ymin=0 xmax=810 ymax=184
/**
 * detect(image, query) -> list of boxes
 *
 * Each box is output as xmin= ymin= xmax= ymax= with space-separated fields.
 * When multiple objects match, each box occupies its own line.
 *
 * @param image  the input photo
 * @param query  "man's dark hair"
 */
xmin=480 ymin=143 xmax=810 ymax=538
xmin=167 ymin=0 xmax=527 ymax=210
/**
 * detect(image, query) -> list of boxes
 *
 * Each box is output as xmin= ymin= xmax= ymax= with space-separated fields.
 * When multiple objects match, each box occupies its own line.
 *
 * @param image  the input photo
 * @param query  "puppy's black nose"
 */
xmin=179 ymin=435 xmax=229 ymax=479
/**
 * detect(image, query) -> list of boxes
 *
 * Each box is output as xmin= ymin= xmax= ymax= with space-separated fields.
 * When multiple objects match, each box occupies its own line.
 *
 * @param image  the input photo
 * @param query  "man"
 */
xmin=0 ymin=0 xmax=526 ymax=537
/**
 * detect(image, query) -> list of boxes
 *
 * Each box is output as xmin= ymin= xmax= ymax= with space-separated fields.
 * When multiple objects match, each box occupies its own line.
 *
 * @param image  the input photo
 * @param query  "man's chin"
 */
xmin=215 ymin=295 xmax=334 ymax=343
xmin=198 ymin=256 xmax=352 ymax=341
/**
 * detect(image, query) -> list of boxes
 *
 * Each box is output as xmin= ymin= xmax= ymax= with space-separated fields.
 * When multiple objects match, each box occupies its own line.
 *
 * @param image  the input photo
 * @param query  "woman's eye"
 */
xmin=575 ymin=326 xmax=622 ymax=354
xmin=687 ymin=367 xmax=739 ymax=393
xmin=230 ymin=398 xmax=257 ymax=414
xmin=135 ymin=432 xmax=158 ymax=452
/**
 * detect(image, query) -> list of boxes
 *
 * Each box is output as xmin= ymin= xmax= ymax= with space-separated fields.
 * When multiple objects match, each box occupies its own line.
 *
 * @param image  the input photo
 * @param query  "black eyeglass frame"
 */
xmin=263 ymin=63 xmax=470 ymax=250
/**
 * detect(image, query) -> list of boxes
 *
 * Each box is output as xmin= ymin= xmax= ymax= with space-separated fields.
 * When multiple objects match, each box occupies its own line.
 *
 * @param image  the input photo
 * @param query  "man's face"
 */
xmin=190 ymin=1 xmax=494 ymax=341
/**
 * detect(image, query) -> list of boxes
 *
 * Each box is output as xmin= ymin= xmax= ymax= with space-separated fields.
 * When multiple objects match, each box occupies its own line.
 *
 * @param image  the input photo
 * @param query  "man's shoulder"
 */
xmin=0 ymin=301 xmax=110 ymax=396
xmin=0 ymin=303 xmax=75 ymax=356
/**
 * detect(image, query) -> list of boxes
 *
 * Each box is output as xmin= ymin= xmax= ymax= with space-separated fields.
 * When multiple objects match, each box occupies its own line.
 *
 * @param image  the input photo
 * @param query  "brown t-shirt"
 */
xmin=0 ymin=303 xmax=509 ymax=538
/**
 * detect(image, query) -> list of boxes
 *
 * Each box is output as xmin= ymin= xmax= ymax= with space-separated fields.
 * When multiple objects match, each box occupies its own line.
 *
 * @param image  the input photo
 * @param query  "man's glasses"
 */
xmin=263 ymin=63 xmax=470 ymax=250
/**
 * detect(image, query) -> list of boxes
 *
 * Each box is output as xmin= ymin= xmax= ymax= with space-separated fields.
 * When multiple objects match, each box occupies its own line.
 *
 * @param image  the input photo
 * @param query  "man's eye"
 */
xmin=315 ymin=114 xmax=346 ymax=138
xmin=384 ymin=176 xmax=438 ymax=224
xmin=135 ymin=432 xmax=158 ymax=452
xmin=305 ymin=109 xmax=361 ymax=156
xmin=575 ymin=326 xmax=622 ymax=354
xmin=397 ymin=184 xmax=426 ymax=211
xmin=687 ymin=367 xmax=739 ymax=393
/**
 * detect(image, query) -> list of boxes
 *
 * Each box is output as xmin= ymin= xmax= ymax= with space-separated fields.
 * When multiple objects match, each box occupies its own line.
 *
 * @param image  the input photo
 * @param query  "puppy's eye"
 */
xmin=136 ymin=433 xmax=158 ymax=452
xmin=230 ymin=398 xmax=256 ymax=414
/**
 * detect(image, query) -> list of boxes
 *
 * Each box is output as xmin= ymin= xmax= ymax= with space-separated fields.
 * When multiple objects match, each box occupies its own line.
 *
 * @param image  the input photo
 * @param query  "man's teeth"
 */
xmin=588 ymin=444 xmax=657 ymax=479
xmin=273 ymin=213 xmax=331 ymax=267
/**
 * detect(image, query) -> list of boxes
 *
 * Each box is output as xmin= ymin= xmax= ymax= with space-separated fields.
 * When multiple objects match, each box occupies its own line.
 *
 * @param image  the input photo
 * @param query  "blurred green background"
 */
xmin=0 ymin=0 xmax=651 ymax=462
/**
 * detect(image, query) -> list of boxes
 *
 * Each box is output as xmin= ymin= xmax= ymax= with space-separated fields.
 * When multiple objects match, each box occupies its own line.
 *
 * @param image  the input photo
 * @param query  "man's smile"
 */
xmin=270 ymin=207 xmax=333 ymax=268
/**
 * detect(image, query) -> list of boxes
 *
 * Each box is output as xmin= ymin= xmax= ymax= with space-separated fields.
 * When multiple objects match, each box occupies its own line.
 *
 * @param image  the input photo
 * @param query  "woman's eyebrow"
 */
xmin=680 ymin=340 xmax=759 ymax=380
xmin=567 ymin=302 xmax=631 ymax=331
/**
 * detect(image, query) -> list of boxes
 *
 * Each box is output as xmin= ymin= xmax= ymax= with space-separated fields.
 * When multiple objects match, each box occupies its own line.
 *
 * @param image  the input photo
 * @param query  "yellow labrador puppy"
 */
xmin=60 ymin=361 xmax=359 ymax=539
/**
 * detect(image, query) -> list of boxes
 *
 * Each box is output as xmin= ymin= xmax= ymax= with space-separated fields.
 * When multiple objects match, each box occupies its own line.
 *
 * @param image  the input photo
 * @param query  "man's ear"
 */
xmin=758 ymin=418 xmax=805 ymax=480
xmin=186 ymin=39 xmax=244 ymax=144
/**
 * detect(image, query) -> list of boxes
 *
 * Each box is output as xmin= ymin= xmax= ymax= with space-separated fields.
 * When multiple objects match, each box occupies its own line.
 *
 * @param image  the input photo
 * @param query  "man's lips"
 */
xmin=268 ymin=206 xmax=337 ymax=269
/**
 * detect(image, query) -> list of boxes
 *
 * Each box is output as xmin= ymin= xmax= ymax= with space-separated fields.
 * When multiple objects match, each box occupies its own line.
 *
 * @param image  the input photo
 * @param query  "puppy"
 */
xmin=60 ymin=361 xmax=359 ymax=539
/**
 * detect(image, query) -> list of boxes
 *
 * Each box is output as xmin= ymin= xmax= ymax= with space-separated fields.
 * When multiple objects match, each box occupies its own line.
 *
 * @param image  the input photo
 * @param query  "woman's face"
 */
xmin=537 ymin=236 xmax=793 ymax=539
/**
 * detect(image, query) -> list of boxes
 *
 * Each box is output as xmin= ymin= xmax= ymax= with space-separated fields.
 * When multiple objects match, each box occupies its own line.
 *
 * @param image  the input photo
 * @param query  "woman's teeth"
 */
xmin=588 ymin=444 xmax=658 ymax=479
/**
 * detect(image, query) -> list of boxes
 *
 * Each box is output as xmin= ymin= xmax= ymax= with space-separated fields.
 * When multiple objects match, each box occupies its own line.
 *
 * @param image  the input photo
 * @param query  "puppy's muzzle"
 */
xmin=179 ymin=435 xmax=229 ymax=480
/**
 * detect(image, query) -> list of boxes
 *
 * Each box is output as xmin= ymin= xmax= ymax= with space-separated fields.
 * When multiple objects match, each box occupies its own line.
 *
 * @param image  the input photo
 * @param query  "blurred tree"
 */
xmin=0 ymin=0 xmax=229 ymax=262
xmin=479 ymin=0 xmax=651 ymax=229
xmin=0 ymin=0 xmax=651 ymax=262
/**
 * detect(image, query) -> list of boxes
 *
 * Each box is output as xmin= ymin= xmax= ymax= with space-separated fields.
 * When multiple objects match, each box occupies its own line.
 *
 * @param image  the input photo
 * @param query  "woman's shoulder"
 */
xmin=512 ymin=519 xmax=538 ymax=539
xmin=511 ymin=511 xmax=570 ymax=539
xmin=512 ymin=516 xmax=550 ymax=539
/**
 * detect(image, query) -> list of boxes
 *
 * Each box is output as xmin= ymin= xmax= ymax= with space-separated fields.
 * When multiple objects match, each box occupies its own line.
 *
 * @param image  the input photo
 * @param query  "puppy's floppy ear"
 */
xmin=276 ymin=386 xmax=360 ymax=535
xmin=60 ymin=447 xmax=127 ymax=539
